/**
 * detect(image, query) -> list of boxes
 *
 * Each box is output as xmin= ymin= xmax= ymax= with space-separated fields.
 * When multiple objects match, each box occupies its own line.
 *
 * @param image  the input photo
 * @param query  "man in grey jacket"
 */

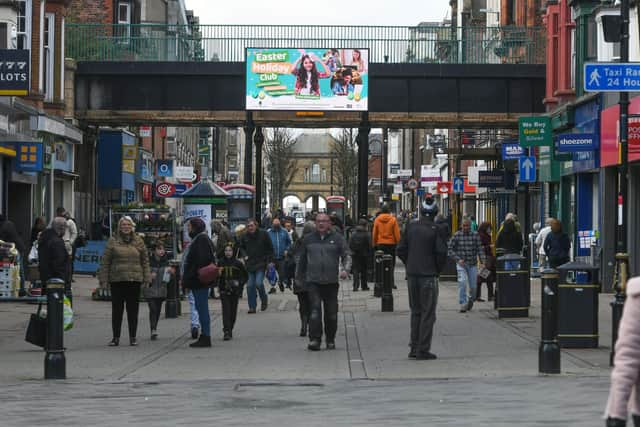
xmin=296 ymin=213 xmax=351 ymax=351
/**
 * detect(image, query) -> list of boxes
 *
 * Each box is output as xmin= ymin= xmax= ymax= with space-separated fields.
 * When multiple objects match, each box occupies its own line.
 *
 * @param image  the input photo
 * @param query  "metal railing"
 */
xmin=66 ymin=24 xmax=545 ymax=64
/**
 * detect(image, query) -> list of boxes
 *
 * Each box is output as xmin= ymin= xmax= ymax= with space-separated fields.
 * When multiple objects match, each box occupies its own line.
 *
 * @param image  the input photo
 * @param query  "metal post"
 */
xmin=45 ymin=278 xmax=66 ymax=380
xmin=382 ymin=127 xmax=389 ymax=204
xmin=357 ymin=114 xmax=370 ymax=219
xmin=243 ymin=112 xmax=254 ymax=186
xmin=381 ymin=254 xmax=394 ymax=312
xmin=539 ymin=269 xmax=560 ymax=374
xmin=254 ymin=127 xmax=264 ymax=224
xmin=165 ymin=261 xmax=179 ymax=318
xmin=611 ymin=0 xmax=630 ymax=367
xmin=374 ymin=250 xmax=384 ymax=298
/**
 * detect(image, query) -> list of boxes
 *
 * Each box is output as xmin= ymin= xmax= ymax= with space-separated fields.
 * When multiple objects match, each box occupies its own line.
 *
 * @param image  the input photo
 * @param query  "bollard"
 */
xmin=610 ymin=253 xmax=629 ymax=366
xmin=373 ymin=250 xmax=384 ymax=298
xmin=165 ymin=262 xmax=179 ymax=318
xmin=45 ymin=278 xmax=66 ymax=380
xmin=538 ymin=269 xmax=560 ymax=374
xmin=381 ymin=254 xmax=394 ymax=312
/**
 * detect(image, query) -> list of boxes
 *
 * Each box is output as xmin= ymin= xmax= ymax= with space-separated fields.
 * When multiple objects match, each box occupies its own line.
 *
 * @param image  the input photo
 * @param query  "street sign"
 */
xmin=519 ymin=156 xmax=536 ymax=182
xmin=407 ymin=178 xmax=419 ymax=190
xmin=157 ymin=160 xmax=174 ymax=177
xmin=155 ymin=182 xmax=191 ymax=198
xmin=519 ymin=116 xmax=552 ymax=147
xmin=453 ymin=177 xmax=464 ymax=194
xmin=468 ymin=165 xmax=487 ymax=185
xmin=584 ymin=63 xmax=640 ymax=92
xmin=502 ymin=143 xmax=525 ymax=160
xmin=175 ymin=165 xmax=195 ymax=182
xmin=416 ymin=188 xmax=425 ymax=196
xmin=437 ymin=182 xmax=452 ymax=194
xmin=556 ymin=133 xmax=599 ymax=152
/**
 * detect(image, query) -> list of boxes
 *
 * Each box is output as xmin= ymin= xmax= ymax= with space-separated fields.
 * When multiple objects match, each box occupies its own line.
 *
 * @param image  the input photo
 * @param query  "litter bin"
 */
xmin=556 ymin=261 xmax=599 ymax=348
xmin=495 ymin=253 xmax=530 ymax=318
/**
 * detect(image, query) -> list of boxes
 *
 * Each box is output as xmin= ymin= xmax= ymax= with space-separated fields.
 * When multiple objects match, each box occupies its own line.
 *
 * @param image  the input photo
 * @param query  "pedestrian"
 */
xmin=543 ymin=219 xmax=571 ymax=268
xmin=397 ymin=197 xmax=448 ymax=360
xmin=240 ymin=219 xmax=273 ymax=313
xmin=100 ymin=216 xmax=150 ymax=347
xmin=212 ymin=220 xmax=234 ymax=259
xmin=145 ymin=242 xmax=170 ymax=341
xmin=291 ymin=222 xmax=315 ymax=337
xmin=448 ymin=218 xmax=486 ymax=313
xmin=267 ymin=218 xmax=292 ymax=294
xmin=495 ymin=218 xmax=523 ymax=255
xmin=604 ymin=277 xmax=640 ymax=427
xmin=349 ymin=218 xmax=371 ymax=292
xmin=536 ymin=218 xmax=553 ymax=269
xmin=372 ymin=204 xmax=401 ymax=288
xmin=37 ymin=217 xmax=69 ymax=286
xmin=55 ymin=207 xmax=78 ymax=300
xmin=182 ymin=217 xmax=217 ymax=348
xmin=476 ymin=221 xmax=495 ymax=302
xmin=218 ymin=243 xmax=248 ymax=341
xmin=470 ymin=215 xmax=478 ymax=232
xmin=30 ymin=217 xmax=46 ymax=247
xmin=296 ymin=213 xmax=351 ymax=351
xmin=0 ymin=214 xmax=26 ymax=257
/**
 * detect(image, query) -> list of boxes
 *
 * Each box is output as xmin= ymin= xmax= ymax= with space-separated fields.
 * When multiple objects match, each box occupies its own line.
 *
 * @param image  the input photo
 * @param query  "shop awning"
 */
xmin=0 ymin=146 xmax=16 ymax=157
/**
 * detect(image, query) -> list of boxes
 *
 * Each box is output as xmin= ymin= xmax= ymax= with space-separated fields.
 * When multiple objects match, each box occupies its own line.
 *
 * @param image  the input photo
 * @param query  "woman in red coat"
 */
xmin=605 ymin=277 xmax=640 ymax=426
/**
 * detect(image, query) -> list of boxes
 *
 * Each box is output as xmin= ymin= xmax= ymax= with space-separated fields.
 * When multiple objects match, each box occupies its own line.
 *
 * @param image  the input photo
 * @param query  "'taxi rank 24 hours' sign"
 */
xmin=245 ymin=48 xmax=369 ymax=111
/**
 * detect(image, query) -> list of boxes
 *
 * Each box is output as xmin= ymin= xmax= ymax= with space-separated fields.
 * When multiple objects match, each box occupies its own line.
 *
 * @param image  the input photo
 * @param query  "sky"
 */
xmin=184 ymin=0 xmax=452 ymax=26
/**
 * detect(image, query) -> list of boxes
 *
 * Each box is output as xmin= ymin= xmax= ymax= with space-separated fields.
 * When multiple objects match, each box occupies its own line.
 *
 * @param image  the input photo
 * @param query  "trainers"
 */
xmin=261 ymin=301 xmax=268 ymax=311
xmin=223 ymin=331 xmax=231 ymax=341
xmin=189 ymin=335 xmax=211 ymax=348
xmin=459 ymin=305 xmax=467 ymax=313
xmin=307 ymin=340 xmax=321 ymax=351
xmin=268 ymin=287 xmax=277 ymax=294
xmin=467 ymin=299 xmax=474 ymax=311
xmin=416 ymin=352 xmax=437 ymax=360
xmin=326 ymin=341 xmax=336 ymax=350
xmin=248 ymin=308 xmax=257 ymax=314
xmin=150 ymin=331 xmax=158 ymax=341
xmin=408 ymin=348 xmax=417 ymax=359
xmin=278 ymin=283 xmax=285 ymax=292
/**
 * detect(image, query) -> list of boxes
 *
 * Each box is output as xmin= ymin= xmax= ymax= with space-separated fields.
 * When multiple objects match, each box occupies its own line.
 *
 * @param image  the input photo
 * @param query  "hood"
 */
xmin=377 ymin=213 xmax=394 ymax=223
xmin=502 ymin=220 xmax=516 ymax=233
xmin=38 ymin=227 xmax=59 ymax=245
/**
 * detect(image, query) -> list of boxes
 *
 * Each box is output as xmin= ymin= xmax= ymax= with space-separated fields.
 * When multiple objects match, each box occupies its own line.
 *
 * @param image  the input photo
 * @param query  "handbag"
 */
xmin=197 ymin=235 xmax=219 ymax=286
xmin=25 ymin=302 xmax=47 ymax=348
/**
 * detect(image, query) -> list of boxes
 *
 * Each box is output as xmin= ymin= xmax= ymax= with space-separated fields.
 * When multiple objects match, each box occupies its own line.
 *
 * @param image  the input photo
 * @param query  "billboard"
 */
xmin=245 ymin=48 xmax=369 ymax=111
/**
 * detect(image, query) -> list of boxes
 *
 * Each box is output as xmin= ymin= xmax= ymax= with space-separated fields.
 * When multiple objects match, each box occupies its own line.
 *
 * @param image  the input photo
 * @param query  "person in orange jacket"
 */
xmin=372 ymin=204 xmax=401 ymax=288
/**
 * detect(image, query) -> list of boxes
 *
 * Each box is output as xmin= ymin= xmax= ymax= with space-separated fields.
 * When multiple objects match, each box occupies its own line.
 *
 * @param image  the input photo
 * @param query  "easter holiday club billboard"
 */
xmin=246 ymin=48 xmax=369 ymax=111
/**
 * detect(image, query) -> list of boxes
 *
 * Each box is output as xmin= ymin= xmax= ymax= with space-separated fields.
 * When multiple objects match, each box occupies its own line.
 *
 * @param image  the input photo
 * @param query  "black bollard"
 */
xmin=610 ymin=253 xmax=629 ymax=366
xmin=374 ymin=250 xmax=384 ymax=298
xmin=165 ymin=262 xmax=179 ymax=319
xmin=538 ymin=269 xmax=560 ymax=374
xmin=381 ymin=254 xmax=394 ymax=312
xmin=45 ymin=278 xmax=66 ymax=380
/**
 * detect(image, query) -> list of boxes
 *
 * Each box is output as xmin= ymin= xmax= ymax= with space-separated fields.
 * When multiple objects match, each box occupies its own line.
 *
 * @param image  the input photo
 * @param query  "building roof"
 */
xmin=292 ymin=133 xmax=339 ymax=154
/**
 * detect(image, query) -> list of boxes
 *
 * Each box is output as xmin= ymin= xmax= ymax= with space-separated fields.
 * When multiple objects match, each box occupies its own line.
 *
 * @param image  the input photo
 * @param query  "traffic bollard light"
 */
xmin=538 ymin=269 xmax=560 ymax=374
xmin=45 ymin=278 xmax=66 ymax=380
xmin=381 ymin=254 xmax=394 ymax=312
xmin=374 ymin=250 xmax=384 ymax=298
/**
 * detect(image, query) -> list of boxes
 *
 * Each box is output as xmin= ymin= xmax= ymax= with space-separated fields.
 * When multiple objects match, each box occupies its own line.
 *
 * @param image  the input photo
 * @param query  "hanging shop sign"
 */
xmin=556 ymin=133 xmax=599 ymax=152
xmin=14 ymin=142 xmax=43 ymax=172
xmin=0 ymin=49 xmax=30 ymax=96
xmin=519 ymin=116 xmax=552 ymax=147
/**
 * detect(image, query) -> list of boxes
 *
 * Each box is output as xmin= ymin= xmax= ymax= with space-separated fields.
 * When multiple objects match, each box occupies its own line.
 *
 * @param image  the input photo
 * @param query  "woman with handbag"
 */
xmin=217 ymin=243 xmax=248 ymax=341
xmin=145 ymin=242 xmax=171 ymax=341
xmin=100 ymin=216 xmax=150 ymax=347
xmin=182 ymin=217 xmax=217 ymax=348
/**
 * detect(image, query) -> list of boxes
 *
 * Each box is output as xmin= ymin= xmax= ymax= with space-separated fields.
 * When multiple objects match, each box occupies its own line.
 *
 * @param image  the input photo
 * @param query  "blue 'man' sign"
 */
xmin=556 ymin=133 xmax=599 ymax=152
xmin=502 ymin=143 xmax=524 ymax=160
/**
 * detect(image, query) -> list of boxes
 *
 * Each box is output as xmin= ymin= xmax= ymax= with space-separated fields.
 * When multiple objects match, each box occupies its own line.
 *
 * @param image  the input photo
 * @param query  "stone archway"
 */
xmin=304 ymin=194 xmax=327 ymax=213
xmin=282 ymin=194 xmax=303 ymax=214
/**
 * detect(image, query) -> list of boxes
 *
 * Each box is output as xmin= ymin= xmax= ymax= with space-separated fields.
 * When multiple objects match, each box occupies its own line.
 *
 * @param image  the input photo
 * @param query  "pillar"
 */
xmin=243 ymin=113 xmax=254 ymax=185
xmin=254 ymin=127 xmax=264 ymax=223
xmin=357 ymin=115 xmax=370 ymax=219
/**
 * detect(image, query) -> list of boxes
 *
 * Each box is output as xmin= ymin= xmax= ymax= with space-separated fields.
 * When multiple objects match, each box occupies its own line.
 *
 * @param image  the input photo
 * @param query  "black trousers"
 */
xmin=307 ymin=283 xmax=339 ymax=343
xmin=297 ymin=292 xmax=310 ymax=324
xmin=377 ymin=244 xmax=397 ymax=286
xmin=407 ymin=276 xmax=439 ymax=355
xmin=352 ymin=255 xmax=369 ymax=290
xmin=221 ymin=293 xmax=240 ymax=333
xmin=147 ymin=298 xmax=164 ymax=331
xmin=111 ymin=282 xmax=141 ymax=339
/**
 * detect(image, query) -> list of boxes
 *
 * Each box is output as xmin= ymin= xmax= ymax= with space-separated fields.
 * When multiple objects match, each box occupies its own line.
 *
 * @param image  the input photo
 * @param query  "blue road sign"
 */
xmin=584 ymin=63 xmax=640 ymax=92
xmin=453 ymin=177 xmax=464 ymax=194
xmin=416 ymin=188 xmax=425 ymax=197
xmin=519 ymin=156 xmax=536 ymax=183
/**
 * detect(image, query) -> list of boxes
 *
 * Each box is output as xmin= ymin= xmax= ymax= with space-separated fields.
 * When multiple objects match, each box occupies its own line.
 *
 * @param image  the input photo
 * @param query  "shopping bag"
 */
xmin=63 ymin=296 xmax=73 ymax=331
xmin=25 ymin=303 xmax=46 ymax=348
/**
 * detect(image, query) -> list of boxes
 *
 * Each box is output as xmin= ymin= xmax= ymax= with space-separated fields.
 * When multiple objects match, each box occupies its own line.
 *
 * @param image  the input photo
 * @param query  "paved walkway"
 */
xmin=0 ymin=266 xmax=615 ymax=426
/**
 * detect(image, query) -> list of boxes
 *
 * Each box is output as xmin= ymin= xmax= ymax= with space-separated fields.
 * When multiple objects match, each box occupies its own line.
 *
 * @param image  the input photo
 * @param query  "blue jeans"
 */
xmin=191 ymin=288 xmax=211 ymax=337
xmin=246 ymin=270 xmax=267 ymax=310
xmin=456 ymin=264 xmax=478 ymax=306
xmin=188 ymin=290 xmax=200 ymax=328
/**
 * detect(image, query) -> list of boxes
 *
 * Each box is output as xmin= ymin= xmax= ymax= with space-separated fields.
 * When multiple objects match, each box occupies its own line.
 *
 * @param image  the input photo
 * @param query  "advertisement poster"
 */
xmin=74 ymin=240 xmax=107 ymax=274
xmin=183 ymin=204 xmax=212 ymax=246
xmin=246 ymin=48 xmax=369 ymax=111
xmin=138 ymin=149 xmax=154 ymax=183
